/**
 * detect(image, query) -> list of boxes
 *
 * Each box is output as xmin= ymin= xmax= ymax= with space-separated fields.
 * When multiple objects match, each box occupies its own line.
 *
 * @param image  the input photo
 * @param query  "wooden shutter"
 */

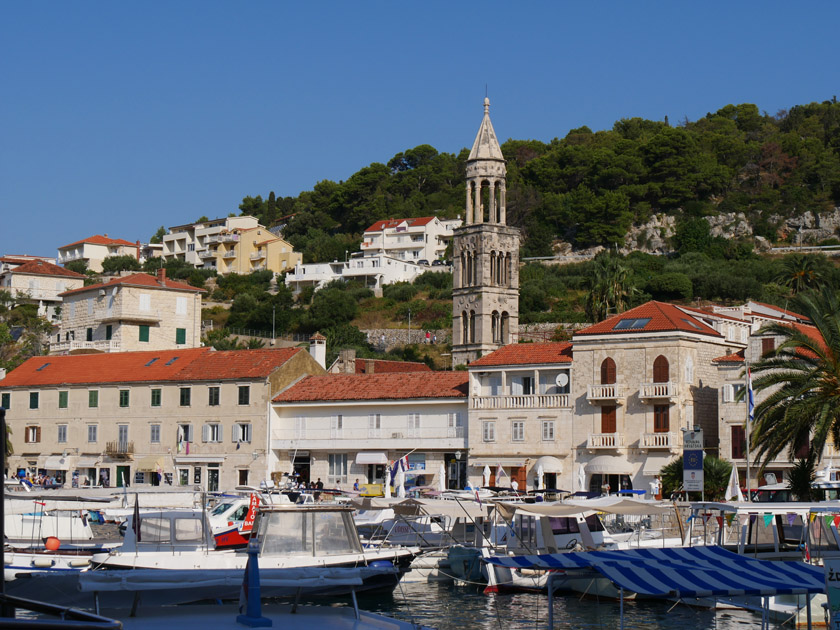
xmin=600 ymin=358 xmax=616 ymax=385
xmin=601 ymin=405 xmax=617 ymax=433
xmin=653 ymin=356 xmax=669 ymax=383
xmin=654 ymin=405 xmax=669 ymax=432
xmin=762 ymin=337 xmax=775 ymax=356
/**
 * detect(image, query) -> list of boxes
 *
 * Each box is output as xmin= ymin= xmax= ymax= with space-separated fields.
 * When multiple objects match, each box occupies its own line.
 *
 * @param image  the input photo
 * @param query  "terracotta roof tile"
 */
xmin=7 ymin=259 xmax=86 ymax=279
xmin=59 ymin=273 xmax=205 ymax=296
xmin=273 ymin=372 xmax=468 ymax=403
xmin=469 ymin=342 xmax=573 ymax=367
xmin=713 ymin=350 xmax=745 ymax=363
xmin=354 ymin=359 xmax=431 ymax=374
xmin=575 ymin=301 xmax=721 ymax=338
xmin=364 ymin=217 xmax=435 ymax=232
xmin=0 ymin=347 xmax=301 ymax=388
xmin=59 ymin=235 xmax=138 ymax=249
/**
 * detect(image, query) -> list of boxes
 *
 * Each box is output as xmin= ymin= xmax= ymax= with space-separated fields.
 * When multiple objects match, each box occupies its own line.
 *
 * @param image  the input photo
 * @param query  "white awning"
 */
xmin=470 ymin=458 xmax=528 ymax=468
xmin=584 ymin=455 xmax=633 ymax=475
xmin=42 ymin=455 xmax=71 ymax=470
xmin=533 ymin=455 xmax=564 ymax=474
xmin=75 ymin=456 xmax=100 ymax=468
xmin=643 ymin=455 xmax=675 ymax=476
xmin=356 ymin=452 xmax=388 ymax=465
xmin=135 ymin=456 xmax=164 ymax=472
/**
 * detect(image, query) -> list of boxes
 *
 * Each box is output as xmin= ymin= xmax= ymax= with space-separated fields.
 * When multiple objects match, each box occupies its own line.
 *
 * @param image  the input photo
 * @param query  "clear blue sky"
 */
xmin=2 ymin=2 xmax=838 ymax=257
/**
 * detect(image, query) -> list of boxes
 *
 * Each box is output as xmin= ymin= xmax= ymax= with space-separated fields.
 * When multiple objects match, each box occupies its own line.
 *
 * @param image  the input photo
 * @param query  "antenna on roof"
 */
xmin=485 ymin=83 xmax=488 ymax=98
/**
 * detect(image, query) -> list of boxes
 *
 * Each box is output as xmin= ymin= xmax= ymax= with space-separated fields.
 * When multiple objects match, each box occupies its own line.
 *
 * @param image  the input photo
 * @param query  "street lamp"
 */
xmin=407 ymin=308 xmax=411 ymax=345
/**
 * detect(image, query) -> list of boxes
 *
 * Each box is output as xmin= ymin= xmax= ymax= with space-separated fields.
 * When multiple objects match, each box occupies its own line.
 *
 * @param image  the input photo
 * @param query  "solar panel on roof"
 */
xmin=681 ymin=318 xmax=701 ymax=329
xmin=613 ymin=319 xmax=633 ymax=330
xmin=145 ymin=358 xmax=159 ymax=367
xmin=165 ymin=357 xmax=179 ymax=365
xmin=36 ymin=362 xmax=50 ymax=371
xmin=630 ymin=318 xmax=651 ymax=329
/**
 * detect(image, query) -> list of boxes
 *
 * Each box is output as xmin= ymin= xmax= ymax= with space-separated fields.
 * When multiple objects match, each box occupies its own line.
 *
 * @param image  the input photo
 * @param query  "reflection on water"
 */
xmin=355 ymin=582 xmax=774 ymax=630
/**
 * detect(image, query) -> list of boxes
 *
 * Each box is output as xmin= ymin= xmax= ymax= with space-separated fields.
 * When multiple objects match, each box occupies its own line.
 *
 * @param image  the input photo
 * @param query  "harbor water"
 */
xmin=352 ymin=581 xmax=791 ymax=629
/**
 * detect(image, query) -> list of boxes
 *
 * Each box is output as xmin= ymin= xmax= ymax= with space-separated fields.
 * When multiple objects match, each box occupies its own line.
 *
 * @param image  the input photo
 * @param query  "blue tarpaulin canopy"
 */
xmin=484 ymin=545 xmax=825 ymax=598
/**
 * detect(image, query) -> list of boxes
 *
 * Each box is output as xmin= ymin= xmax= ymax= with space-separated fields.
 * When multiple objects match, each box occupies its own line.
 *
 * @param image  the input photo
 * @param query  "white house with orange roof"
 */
xmin=0 ymin=259 xmax=85 ymax=322
xmin=361 ymin=216 xmax=460 ymax=263
xmin=50 ymin=269 xmax=205 ymax=355
xmin=270 ymin=371 xmax=469 ymax=491
xmin=0 ymin=346 xmax=324 ymax=490
xmin=57 ymin=235 xmax=140 ymax=272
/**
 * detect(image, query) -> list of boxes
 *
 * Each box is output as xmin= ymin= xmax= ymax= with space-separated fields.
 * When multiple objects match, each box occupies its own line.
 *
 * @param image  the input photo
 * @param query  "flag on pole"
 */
xmin=747 ymin=365 xmax=755 ymax=425
xmin=496 ymin=463 xmax=505 ymax=481
xmin=132 ymin=494 xmax=142 ymax=542
xmin=725 ymin=465 xmax=744 ymax=502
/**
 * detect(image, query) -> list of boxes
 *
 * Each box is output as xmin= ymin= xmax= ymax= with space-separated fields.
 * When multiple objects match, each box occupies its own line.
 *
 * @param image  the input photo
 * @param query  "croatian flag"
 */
xmin=496 ymin=463 xmax=505 ymax=481
xmin=747 ymin=366 xmax=755 ymax=425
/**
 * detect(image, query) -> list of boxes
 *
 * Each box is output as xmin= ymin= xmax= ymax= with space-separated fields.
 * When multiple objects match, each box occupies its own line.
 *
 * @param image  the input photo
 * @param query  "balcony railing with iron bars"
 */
xmin=105 ymin=441 xmax=134 ymax=456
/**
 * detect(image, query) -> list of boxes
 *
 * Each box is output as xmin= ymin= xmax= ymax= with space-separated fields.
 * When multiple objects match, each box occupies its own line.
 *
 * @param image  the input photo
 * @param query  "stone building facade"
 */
xmin=452 ymin=98 xmax=520 ymax=366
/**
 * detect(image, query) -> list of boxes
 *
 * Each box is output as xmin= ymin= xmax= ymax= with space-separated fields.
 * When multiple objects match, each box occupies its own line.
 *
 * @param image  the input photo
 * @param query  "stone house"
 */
xmin=57 ymin=235 xmax=139 ymax=273
xmin=0 ymin=259 xmax=85 ymax=322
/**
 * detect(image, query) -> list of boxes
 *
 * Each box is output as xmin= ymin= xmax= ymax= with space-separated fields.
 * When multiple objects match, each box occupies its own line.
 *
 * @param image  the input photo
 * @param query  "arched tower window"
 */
xmin=462 ymin=311 xmax=469 ymax=345
xmin=601 ymin=358 xmax=616 ymax=385
xmin=653 ymin=356 xmax=669 ymax=383
xmin=491 ymin=311 xmax=500 ymax=343
xmin=501 ymin=312 xmax=510 ymax=344
xmin=469 ymin=311 xmax=476 ymax=344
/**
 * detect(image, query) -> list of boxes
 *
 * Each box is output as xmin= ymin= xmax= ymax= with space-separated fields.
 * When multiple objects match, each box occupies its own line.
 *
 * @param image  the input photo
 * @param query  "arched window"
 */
xmin=600 ymin=358 xmax=616 ymax=385
xmin=491 ymin=311 xmax=500 ymax=343
xmin=461 ymin=311 xmax=469 ymax=345
xmin=501 ymin=312 xmax=510 ymax=344
xmin=490 ymin=251 xmax=497 ymax=284
xmin=653 ymin=355 xmax=669 ymax=383
xmin=469 ymin=311 xmax=476 ymax=344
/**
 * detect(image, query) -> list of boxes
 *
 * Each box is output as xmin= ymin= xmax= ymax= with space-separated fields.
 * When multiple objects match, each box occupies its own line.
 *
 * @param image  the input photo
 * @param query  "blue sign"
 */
xmin=684 ymin=450 xmax=703 ymax=470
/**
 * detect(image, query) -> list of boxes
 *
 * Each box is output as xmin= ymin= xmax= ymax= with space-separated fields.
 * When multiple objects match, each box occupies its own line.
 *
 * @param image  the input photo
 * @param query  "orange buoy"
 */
xmin=44 ymin=536 xmax=61 ymax=551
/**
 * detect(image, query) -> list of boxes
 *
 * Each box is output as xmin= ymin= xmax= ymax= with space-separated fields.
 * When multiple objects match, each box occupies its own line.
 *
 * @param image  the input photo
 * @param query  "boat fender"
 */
xmin=368 ymin=560 xmax=394 ymax=568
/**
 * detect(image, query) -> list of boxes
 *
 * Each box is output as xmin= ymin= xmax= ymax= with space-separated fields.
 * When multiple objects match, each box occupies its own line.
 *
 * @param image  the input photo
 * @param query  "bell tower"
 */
xmin=452 ymin=98 xmax=520 ymax=366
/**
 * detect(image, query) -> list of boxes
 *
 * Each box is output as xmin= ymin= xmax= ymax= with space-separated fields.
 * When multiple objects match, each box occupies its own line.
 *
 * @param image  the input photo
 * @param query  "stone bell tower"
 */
xmin=451 ymin=98 xmax=520 ymax=366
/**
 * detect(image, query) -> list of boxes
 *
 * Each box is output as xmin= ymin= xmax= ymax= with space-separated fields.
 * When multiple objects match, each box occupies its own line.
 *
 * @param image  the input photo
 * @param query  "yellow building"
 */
xmin=210 ymin=227 xmax=301 ymax=276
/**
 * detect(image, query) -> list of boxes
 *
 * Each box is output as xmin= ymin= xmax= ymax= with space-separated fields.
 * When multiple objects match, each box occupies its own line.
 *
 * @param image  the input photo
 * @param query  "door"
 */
xmin=116 ymin=466 xmax=130 ymax=488
xmin=208 ymin=467 xmax=220 ymax=492
xmin=601 ymin=405 xmax=617 ymax=433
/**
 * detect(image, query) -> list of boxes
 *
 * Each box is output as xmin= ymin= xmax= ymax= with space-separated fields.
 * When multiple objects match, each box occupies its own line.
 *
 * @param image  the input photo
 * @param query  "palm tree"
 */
xmin=585 ymin=252 xmax=637 ymax=323
xmin=749 ymin=287 xmax=840 ymax=467
xmin=787 ymin=458 xmax=816 ymax=501
xmin=776 ymin=253 xmax=824 ymax=295
xmin=659 ymin=454 xmax=733 ymax=501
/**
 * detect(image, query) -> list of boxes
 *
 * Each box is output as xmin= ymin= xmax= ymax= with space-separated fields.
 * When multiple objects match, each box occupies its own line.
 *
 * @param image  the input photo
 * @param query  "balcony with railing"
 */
xmin=199 ymin=249 xmax=217 ymax=259
xmin=250 ymin=251 xmax=266 ymax=260
xmin=586 ymin=433 xmax=624 ymax=450
xmin=100 ymin=308 xmax=162 ymax=324
xmin=586 ymin=384 xmax=626 ymax=404
xmin=50 ymin=340 xmax=121 ymax=354
xmin=640 ymin=432 xmax=680 ymax=450
xmin=271 ymin=425 xmax=466 ymax=451
xmin=222 ymin=249 xmax=237 ymax=258
xmin=471 ymin=393 xmax=570 ymax=410
xmin=639 ymin=382 xmax=678 ymax=401
xmin=105 ymin=441 xmax=133 ymax=457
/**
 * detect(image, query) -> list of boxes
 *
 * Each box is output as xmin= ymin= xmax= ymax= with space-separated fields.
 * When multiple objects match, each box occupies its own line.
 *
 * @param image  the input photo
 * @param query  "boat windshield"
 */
xmin=260 ymin=510 xmax=362 ymax=557
xmin=210 ymin=502 xmax=237 ymax=516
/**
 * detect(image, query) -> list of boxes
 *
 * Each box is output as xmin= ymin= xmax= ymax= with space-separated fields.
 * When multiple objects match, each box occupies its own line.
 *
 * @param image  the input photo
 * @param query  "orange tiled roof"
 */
xmin=713 ymin=349 xmax=745 ymax=363
xmin=273 ymin=372 xmax=468 ymax=402
xmin=354 ymin=359 xmax=431 ymax=374
xmin=575 ymin=301 xmax=721 ymax=338
xmin=364 ymin=217 xmax=435 ymax=232
xmin=469 ymin=342 xmax=573 ymax=367
xmin=0 ymin=347 xmax=301 ymax=388
xmin=59 ymin=235 xmax=138 ymax=249
xmin=59 ymin=273 xmax=204 ymax=296
xmin=8 ymin=259 xmax=85 ymax=279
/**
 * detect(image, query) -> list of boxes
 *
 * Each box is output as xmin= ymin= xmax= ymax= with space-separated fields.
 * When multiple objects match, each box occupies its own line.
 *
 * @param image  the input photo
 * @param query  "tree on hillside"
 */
xmin=585 ymin=252 xmax=638 ymax=322
xmin=150 ymin=226 xmax=166 ymax=244
xmin=749 ymin=287 xmax=840 ymax=466
xmin=102 ymin=255 xmax=142 ymax=274
xmin=776 ymin=253 xmax=824 ymax=295
xmin=64 ymin=260 xmax=88 ymax=275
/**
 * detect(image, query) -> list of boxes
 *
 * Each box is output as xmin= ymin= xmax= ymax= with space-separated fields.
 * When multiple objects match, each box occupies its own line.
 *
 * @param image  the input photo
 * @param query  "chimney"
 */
xmin=365 ymin=359 xmax=375 ymax=374
xmin=339 ymin=348 xmax=356 ymax=374
xmin=157 ymin=268 xmax=166 ymax=285
xmin=136 ymin=240 xmax=141 ymax=260
xmin=309 ymin=332 xmax=327 ymax=370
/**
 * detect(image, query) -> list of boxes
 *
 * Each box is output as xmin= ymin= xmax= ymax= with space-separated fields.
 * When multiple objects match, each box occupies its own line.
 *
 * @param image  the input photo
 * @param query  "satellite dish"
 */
xmin=555 ymin=373 xmax=569 ymax=387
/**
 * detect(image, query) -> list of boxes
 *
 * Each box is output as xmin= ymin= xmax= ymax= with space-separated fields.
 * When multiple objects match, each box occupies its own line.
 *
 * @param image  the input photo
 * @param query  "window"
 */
xmin=105 ymin=325 xmax=112 ymax=341
xmin=178 ymin=423 xmax=193 ymax=443
xmin=238 ymin=385 xmax=250 ymax=406
xmin=25 ymin=426 xmax=41 ymax=443
xmin=134 ymin=472 xmax=146 ymax=485
xmin=482 ymin=421 xmax=496 ymax=442
xmin=87 ymin=424 xmax=98 ymax=443
xmin=119 ymin=390 xmax=130 ymax=408
xmin=511 ymin=376 xmax=534 ymax=396
xmin=139 ymin=325 xmax=150 ymax=342
xmin=368 ymin=413 xmax=381 ymax=437
xmin=118 ymin=425 xmax=129 ymax=444
xmin=203 ymin=423 xmax=222 ymax=443
xmin=178 ymin=469 xmax=189 ymax=486
xmin=653 ymin=356 xmax=669 ymax=383
xmin=328 ymin=453 xmax=348 ymax=484
xmin=601 ymin=405 xmax=617 ymax=433
xmin=88 ymin=390 xmax=98 ymax=408
xmin=542 ymin=420 xmax=555 ymax=441
xmin=150 ymin=424 xmax=160 ymax=443
xmin=57 ymin=424 xmax=67 ymax=443
xmin=151 ymin=388 xmax=161 ymax=407
xmin=601 ymin=358 xmax=616 ymax=385
xmin=408 ymin=413 xmax=421 ymax=436
xmin=175 ymin=328 xmax=186 ymax=345
xmin=58 ymin=391 xmax=68 ymax=409
xmin=512 ymin=421 xmax=525 ymax=442
xmin=233 ymin=423 xmax=251 ymax=443
xmin=176 ymin=297 xmax=187 ymax=315
xmin=29 ymin=392 xmax=39 ymax=409
xmin=180 ymin=387 xmax=191 ymax=406
xmin=331 ymin=414 xmax=343 ymax=437
xmin=194 ymin=467 xmax=202 ymax=484
xmin=139 ymin=293 xmax=151 ymax=311
xmin=86 ymin=327 xmax=93 ymax=342
xmin=294 ymin=416 xmax=306 ymax=438
xmin=762 ymin=337 xmax=775 ymax=356
xmin=448 ymin=412 xmax=463 ymax=437
xmin=731 ymin=425 xmax=746 ymax=459
xmin=654 ymin=405 xmax=670 ymax=433
xmin=1 ymin=392 xmax=9 ymax=409
xmin=208 ymin=386 xmax=220 ymax=406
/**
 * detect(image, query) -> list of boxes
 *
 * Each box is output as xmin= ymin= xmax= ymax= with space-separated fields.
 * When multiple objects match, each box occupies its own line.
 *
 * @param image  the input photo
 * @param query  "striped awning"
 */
xmin=483 ymin=546 xmax=825 ymax=598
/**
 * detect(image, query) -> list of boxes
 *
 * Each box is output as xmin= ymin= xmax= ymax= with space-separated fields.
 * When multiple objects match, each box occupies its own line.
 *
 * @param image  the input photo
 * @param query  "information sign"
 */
xmin=683 ymin=429 xmax=704 ymax=492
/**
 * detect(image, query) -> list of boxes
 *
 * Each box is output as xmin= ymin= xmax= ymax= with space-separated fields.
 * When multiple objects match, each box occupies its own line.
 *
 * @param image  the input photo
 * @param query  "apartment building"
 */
xmin=57 ymin=235 xmax=140 ymax=273
xmin=0 ymin=346 xmax=325 ymax=490
xmin=50 ymin=270 xmax=204 ymax=355
xmin=284 ymin=254 xmax=435 ymax=294
xmin=0 ymin=259 xmax=85 ymax=322
xmin=271 ymin=372 xmax=469 ymax=490
xmin=361 ymin=216 xmax=460 ymax=262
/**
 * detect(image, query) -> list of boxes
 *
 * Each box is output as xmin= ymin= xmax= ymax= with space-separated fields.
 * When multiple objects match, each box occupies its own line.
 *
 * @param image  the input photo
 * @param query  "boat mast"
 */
xmin=745 ymin=358 xmax=752 ymax=502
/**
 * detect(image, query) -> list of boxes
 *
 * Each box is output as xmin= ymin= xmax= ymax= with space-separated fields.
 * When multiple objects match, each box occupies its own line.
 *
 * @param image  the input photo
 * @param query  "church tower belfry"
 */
xmin=452 ymin=98 xmax=520 ymax=366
